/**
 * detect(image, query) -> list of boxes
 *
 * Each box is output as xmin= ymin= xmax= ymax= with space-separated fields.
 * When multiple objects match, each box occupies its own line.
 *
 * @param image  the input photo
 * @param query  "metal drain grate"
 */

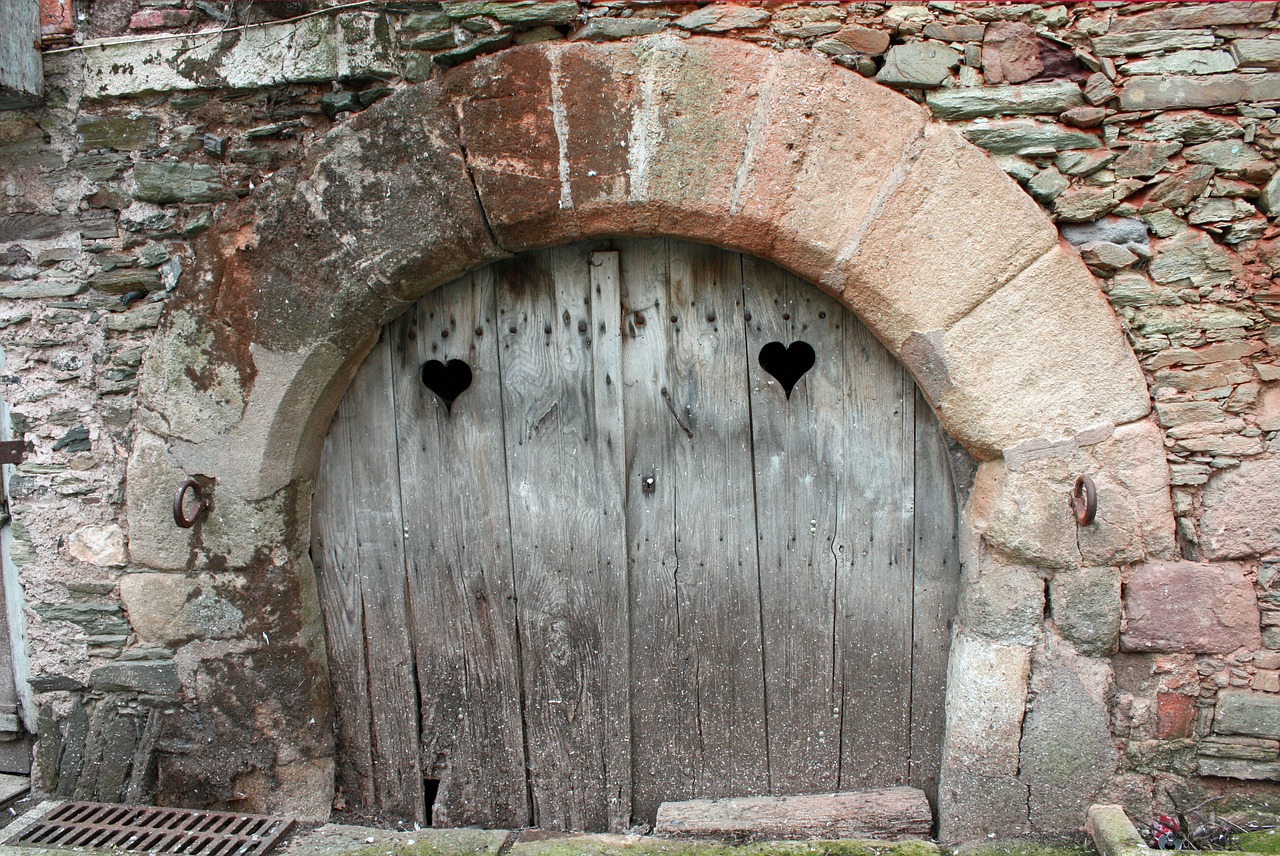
xmin=8 ymin=801 xmax=295 ymax=856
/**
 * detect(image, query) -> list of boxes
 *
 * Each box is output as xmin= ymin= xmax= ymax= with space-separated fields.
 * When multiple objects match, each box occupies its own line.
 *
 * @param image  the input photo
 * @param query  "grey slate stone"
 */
xmin=1215 ymin=691 xmax=1280 ymax=739
xmin=1140 ymin=111 xmax=1243 ymax=143
xmin=1093 ymin=30 xmax=1216 ymax=57
xmin=673 ymin=5 xmax=771 ymax=33
xmin=1060 ymin=216 xmax=1149 ymax=249
xmin=76 ymin=116 xmax=160 ymax=152
xmin=1184 ymin=140 xmax=1275 ymax=182
xmin=1196 ymin=757 xmax=1280 ymax=780
xmin=926 ymin=80 xmax=1083 ymax=120
xmin=133 ymin=161 xmax=226 ymax=205
xmin=1260 ymin=171 xmax=1280 ymax=214
xmin=88 ymin=661 xmax=181 ymax=696
xmin=34 ymin=603 xmax=130 ymax=637
xmin=961 ymin=119 xmax=1100 ymax=156
xmin=569 ymin=18 xmax=664 ymax=41
xmin=1233 ymin=39 xmax=1280 ymax=70
xmin=443 ymin=1 xmax=578 ymax=26
xmin=1123 ymin=50 xmax=1238 ymax=76
xmin=1121 ymin=72 xmax=1280 ymax=110
xmin=876 ymin=42 xmax=961 ymax=88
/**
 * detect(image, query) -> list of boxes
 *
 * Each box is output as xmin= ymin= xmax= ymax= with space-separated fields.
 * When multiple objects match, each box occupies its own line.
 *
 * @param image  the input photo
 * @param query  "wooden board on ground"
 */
xmin=654 ymin=786 xmax=934 ymax=841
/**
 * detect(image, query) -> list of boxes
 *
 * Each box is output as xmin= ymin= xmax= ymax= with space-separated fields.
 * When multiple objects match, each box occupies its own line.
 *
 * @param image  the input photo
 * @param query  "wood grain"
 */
xmin=654 ymin=786 xmax=933 ymax=840
xmin=312 ymin=238 xmax=960 ymax=832
xmin=390 ymin=269 xmax=530 ymax=828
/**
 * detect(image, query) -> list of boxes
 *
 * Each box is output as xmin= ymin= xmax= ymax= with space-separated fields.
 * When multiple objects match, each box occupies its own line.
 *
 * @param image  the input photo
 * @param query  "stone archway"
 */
xmin=123 ymin=34 xmax=1170 ymax=840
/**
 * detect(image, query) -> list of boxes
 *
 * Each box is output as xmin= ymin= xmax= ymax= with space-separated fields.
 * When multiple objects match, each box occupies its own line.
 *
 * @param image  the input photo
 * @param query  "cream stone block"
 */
xmin=970 ymin=418 xmax=1175 ymax=569
xmin=839 ymin=123 xmax=1059 ymax=351
xmin=938 ymin=244 xmax=1151 ymax=455
xmin=125 ymin=428 xmax=197 ymax=571
xmin=940 ymin=633 xmax=1032 ymax=777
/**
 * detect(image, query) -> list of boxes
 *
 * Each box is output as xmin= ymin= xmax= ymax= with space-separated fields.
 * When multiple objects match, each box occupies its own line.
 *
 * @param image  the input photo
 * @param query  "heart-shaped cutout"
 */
xmin=758 ymin=341 xmax=815 ymax=400
xmin=421 ymin=359 xmax=472 ymax=412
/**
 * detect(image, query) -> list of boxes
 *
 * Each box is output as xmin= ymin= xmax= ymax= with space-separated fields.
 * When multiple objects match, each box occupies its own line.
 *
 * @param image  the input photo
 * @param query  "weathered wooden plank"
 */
xmin=0 ymin=0 xmax=43 ymax=110
xmin=390 ymin=270 xmax=530 ymax=828
xmin=909 ymin=389 xmax=959 ymax=806
xmin=618 ymin=237 xmax=694 ymax=824
xmin=662 ymin=242 xmax=769 ymax=800
xmin=495 ymin=245 xmax=628 ymax=831
xmin=741 ymin=258 xmax=845 ymax=795
xmin=654 ymin=786 xmax=933 ymax=841
xmin=345 ymin=335 xmax=425 ymax=821
xmin=588 ymin=250 xmax=633 ymax=833
xmin=311 ymin=379 xmax=375 ymax=809
xmin=834 ymin=313 xmax=916 ymax=789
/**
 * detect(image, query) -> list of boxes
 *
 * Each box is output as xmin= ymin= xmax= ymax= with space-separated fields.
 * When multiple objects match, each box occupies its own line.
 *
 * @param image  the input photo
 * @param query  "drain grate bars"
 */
xmin=8 ymin=801 xmax=295 ymax=856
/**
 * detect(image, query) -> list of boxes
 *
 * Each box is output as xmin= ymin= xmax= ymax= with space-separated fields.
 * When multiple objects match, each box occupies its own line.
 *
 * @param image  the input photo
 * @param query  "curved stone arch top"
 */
xmin=125 ymin=35 xmax=1168 ymax=835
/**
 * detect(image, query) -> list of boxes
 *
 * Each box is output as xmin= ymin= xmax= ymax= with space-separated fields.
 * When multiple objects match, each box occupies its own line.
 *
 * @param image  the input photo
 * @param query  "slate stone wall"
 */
xmin=3 ymin=0 xmax=1280 ymax=834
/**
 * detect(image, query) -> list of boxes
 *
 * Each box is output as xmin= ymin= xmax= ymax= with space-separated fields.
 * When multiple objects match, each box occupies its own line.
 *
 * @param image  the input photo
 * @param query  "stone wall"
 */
xmin=3 ymin=0 xmax=1280 ymax=836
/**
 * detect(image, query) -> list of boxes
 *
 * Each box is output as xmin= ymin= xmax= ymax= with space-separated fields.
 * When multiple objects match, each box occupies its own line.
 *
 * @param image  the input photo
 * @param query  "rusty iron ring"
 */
xmin=1069 ymin=475 xmax=1097 ymax=527
xmin=173 ymin=479 xmax=206 ymax=529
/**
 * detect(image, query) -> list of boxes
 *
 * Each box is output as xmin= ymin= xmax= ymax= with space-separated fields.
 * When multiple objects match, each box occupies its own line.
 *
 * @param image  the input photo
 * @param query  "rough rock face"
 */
xmin=1121 ymin=561 xmax=1262 ymax=653
xmin=6 ymin=0 xmax=1280 ymax=838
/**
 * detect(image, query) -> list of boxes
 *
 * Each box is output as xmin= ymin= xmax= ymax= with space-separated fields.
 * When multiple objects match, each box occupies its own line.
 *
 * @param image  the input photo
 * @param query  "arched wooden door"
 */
xmin=311 ymin=239 xmax=959 ymax=832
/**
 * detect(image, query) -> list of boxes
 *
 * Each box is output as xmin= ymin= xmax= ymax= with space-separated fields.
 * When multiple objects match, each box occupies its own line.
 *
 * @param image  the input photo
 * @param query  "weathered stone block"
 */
xmin=969 ymin=459 xmax=1079 ymax=569
xmin=876 ymin=42 xmax=960 ymax=88
xmin=926 ymin=81 xmax=1083 ymax=121
xmin=1233 ymin=39 xmax=1280 ymax=70
xmin=935 ymin=245 xmax=1150 ymax=454
xmin=1201 ymin=454 xmax=1280 ymax=559
xmin=673 ymin=5 xmax=770 ymax=33
xmin=1215 ymin=691 xmax=1280 ymax=739
xmin=1094 ymin=30 xmax=1217 ymax=58
xmin=443 ymin=1 xmax=578 ymax=26
xmin=842 ymin=123 xmax=1056 ymax=353
xmin=1148 ymin=229 xmax=1242 ymax=288
xmin=1184 ymin=140 xmax=1275 ymax=182
xmin=88 ymin=661 xmax=180 ymax=696
xmin=1111 ymin=3 xmax=1275 ymax=33
xmin=83 ymin=12 xmax=399 ymax=97
xmin=957 ymin=545 xmax=1046 ymax=643
xmin=1123 ymin=51 xmax=1238 ymax=77
xmin=1196 ymin=757 xmax=1280 ymax=780
xmin=76 ymin=116 xmax=159 ymax=151
xmin=1121 ymin=73 xmax=1280 ymax=111
xmin=133 ymin=162 xmax=226 ymax=205
xmin=1121 ymin=561 xmax=1262 ymax=653
xmin=940 ymin=634 xmax=1032 ymax=778
xmin=67 ymin=523 xmax=127 ymax=567
xmin=1051 ymin=566 xmax=1122 ymax=656
xmin=1019 ymin=635 xmax=1119 ymax=832
xmin=119 ymin=573 xmax=244 ymax=645
xmin=962 ymin=119 xmax=1100 ymax=156
xmin=34 ymin=603 xmax=130 ymax=637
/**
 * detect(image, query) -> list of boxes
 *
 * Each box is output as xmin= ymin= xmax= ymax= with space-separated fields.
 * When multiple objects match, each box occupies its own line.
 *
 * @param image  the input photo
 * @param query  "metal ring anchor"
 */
xmin=173 ymin=479 xmax=207 ymax=528
xmin=1069 ymin=475 xmax=1097 ymax=526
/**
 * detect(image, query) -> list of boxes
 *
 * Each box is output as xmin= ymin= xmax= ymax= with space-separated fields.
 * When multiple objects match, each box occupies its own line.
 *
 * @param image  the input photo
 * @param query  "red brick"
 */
xmin=1156 ymin=691 xmax=1197 ymax=738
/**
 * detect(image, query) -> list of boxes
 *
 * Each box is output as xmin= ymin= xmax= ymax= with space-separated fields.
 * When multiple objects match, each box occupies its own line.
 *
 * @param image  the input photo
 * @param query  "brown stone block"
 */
xmin=444 ymin=46 xmax=569 ymax=249
xmin=1121 ymin=561 xmax=1262 ymax=654
xmin=840 ymin=124 xmax=1056 ymax=354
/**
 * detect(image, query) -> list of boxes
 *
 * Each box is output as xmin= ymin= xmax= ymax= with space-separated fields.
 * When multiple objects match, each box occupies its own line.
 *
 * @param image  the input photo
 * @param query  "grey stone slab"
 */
xmin=1093 ymin=30 xmax=1216 ymax=57
xmin=1215 ymin=691 xmax=1280 ymax=739
xmin=569 ymin=18 xmax=665 ymax=41
xmin=1121 ymin=72 xmax=1280 ymax=110
xmin=927 ymin=80 xmax=1083 ymax=120
xmin=1233 ymin=38 xmax=1280 ymax=70
xmin=83 ymin=12 xmax=398 ymax=97
xmin=1196 ymin=757 xmax=1280 ymax=780
xmin=278 ymin=824 xmax=510 ymax=856
xmin=962 ymin=119 xmax=1100 ymax=156
xmin=1122 ymin=50 xmax=1238 ymax=76
xmin=877 ymin=42 xmax=961 ymax=88
xmin=134 ymin=161 xmax=226 ymax=205
xmin=87 ymin=660 xmax=180 ymax=696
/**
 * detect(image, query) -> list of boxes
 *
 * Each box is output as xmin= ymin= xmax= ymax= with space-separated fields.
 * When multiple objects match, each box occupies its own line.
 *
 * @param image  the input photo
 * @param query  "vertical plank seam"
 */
xmin=739 ymin=251 xmax=772 ymax=795
xmin=490 ymin=267 xmax=538 ymax=827
xmin=906 ymin=377 xmax=918 ymax=790
xmin=386 ymin=317 xmax=430 ymax=825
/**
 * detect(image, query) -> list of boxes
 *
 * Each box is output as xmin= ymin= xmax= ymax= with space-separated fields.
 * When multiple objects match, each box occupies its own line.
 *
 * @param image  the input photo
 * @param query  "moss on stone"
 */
xmin=508 ymin=836 xmax=939 ymax=856
xmin=953 ymin=839 xmax=1094 ymax=856
xmin=1238 ymin=830 xmax=1280 ymax=855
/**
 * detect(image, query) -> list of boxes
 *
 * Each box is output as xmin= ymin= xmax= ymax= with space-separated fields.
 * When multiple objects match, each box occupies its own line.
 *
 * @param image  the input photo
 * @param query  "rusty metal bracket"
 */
xmin=173 ymin=479 xmax=206 ymax=529
xmin=1069 ymin=475 xmax=1097 ymax=526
